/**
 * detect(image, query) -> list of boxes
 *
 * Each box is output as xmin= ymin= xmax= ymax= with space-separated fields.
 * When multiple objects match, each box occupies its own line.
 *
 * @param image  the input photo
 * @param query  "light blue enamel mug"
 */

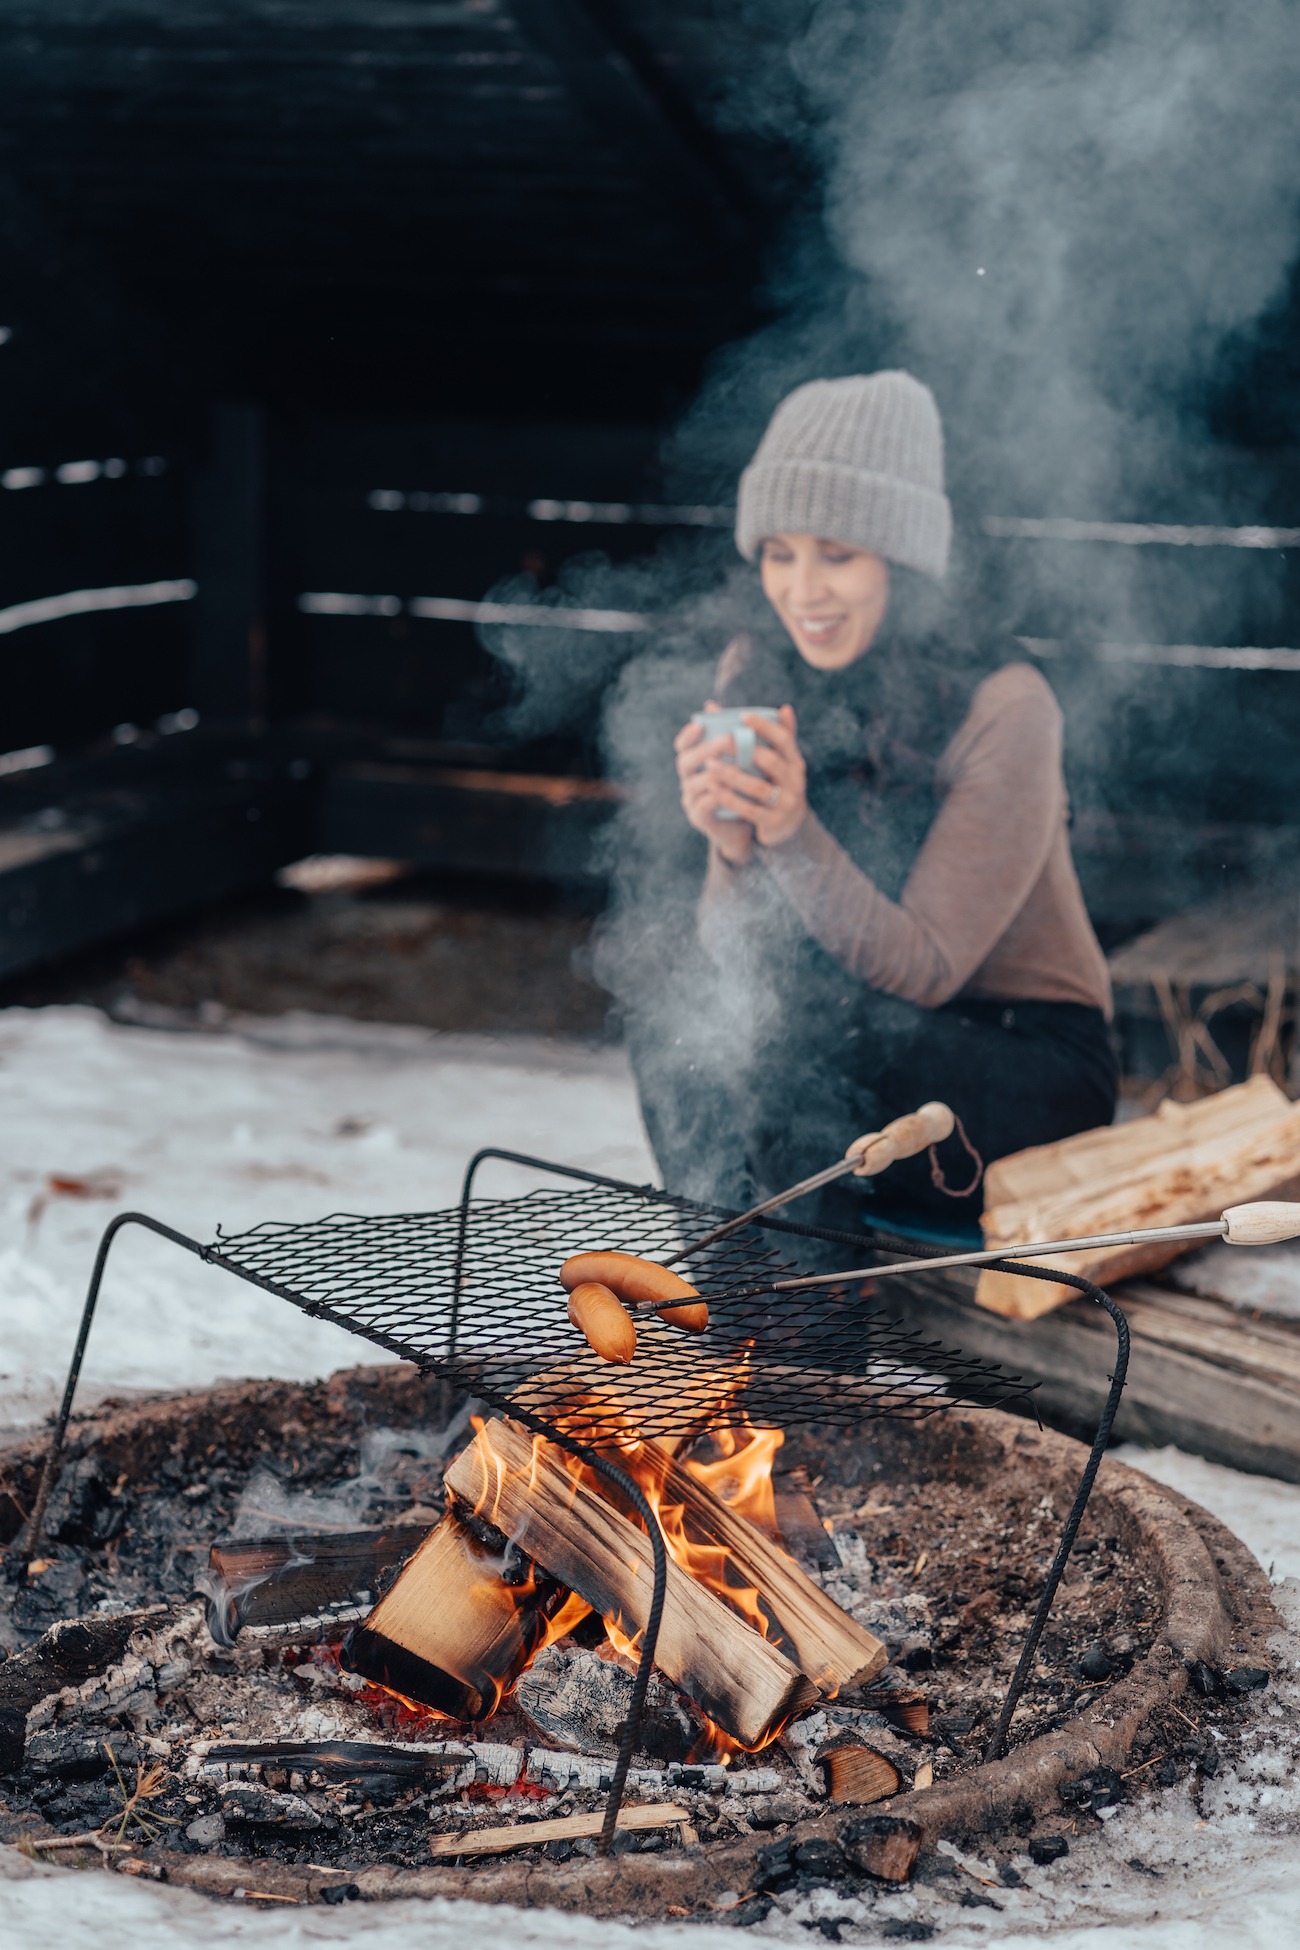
xmin=690 ymin=706 xmax=781 ymax=820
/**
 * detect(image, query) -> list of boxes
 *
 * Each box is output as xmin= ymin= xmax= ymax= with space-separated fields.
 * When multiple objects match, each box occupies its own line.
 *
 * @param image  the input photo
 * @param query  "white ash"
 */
xmin=515 ymin=1643 xmax=702 ymax=1759
xmin=815 ymin=1526 xmax=935 ymax=1658
xmin=219 ymin=1783 xmax=331 ymax=1831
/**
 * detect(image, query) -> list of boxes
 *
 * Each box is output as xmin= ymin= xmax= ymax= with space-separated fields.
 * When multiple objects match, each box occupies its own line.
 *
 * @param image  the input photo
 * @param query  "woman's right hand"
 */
xmin=675 ymin=702 xmax=755 ymax=864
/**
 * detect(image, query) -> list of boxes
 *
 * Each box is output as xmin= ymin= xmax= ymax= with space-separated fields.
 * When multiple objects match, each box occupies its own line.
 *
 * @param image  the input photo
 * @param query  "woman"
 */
xmin=667 ymin=370 xmax=1115 ymax=1239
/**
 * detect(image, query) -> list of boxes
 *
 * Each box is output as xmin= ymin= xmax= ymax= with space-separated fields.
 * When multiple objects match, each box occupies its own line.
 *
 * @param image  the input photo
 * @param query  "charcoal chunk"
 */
xmin=880 ymin=1924 xmax=934 ymax=1942
xmin=1059 ymin=1766 xmax=1123 ymax=1814
xmin=1186 ymin=1659 xmax=1221 ymax=1697
xmin=1028 ymin=1835 xmax=1069 ymax=1865
xmin=320 ymin=1884 xmax=359 ymax=1904
xmin=792 ymin=1837 xmax=848 ymax=1880
xmin=754 ymin=1836 xmax=796 ymax=1893
xmin=221 ymin=1784 xmax=329 ymax=1831
xmin=1078 ymin=1646 xmax=1110 ymax=1683
xmin=1223 ymin=1667 xmax=1269 ymax=1693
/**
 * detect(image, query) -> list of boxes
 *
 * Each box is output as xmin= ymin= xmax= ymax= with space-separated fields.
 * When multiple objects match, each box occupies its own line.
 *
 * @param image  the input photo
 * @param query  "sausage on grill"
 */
xmin=560 ymin=1250 xmax=708 ymax=1334
xmin=566 ymin=1280 xmax=637 ymax=1364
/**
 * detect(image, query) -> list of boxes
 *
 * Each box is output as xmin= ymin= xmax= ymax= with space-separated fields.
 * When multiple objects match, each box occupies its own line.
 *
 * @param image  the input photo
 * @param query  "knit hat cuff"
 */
xmin=736 ymin=457 xmax=952 ymax=581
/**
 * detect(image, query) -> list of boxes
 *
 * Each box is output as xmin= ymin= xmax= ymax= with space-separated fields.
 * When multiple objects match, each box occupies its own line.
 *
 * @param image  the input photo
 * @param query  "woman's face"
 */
xmin=759 ymin=533 xmax=890 ymax=670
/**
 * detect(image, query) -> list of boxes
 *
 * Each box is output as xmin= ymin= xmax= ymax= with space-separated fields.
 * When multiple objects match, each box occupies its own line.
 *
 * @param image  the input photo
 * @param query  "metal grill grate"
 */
xmin=207 ymin=1180 xmax=1038 ymax=1442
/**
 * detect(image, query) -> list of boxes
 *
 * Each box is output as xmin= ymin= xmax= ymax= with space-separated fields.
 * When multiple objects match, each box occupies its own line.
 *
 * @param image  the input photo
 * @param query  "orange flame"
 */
xmin=461 ymin=1407 xmax=792 ymax=1753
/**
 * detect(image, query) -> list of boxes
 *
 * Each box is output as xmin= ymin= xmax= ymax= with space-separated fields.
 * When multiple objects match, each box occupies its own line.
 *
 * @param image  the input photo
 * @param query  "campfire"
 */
xmin=1 ymin=1142 xmax=1184 ymax=1902
xmin=0 ymin=1360 xmax=1179 ymax=1908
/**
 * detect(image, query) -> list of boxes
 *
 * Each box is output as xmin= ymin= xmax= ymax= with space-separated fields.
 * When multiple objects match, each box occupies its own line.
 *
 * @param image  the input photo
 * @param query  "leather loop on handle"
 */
xmin=1222 ymin=1201 xmax=1300 ymax=1245
xmin=847 ymin=1101 xmax=955 ymax=1177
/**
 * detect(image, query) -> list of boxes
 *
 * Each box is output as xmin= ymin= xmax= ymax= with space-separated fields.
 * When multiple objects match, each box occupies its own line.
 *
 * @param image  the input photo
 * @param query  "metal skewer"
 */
xmin=769 ymin=1200 xmax=1300 ymax=1292
xmin=667 ymin=1101 xmax=957 ymax=1263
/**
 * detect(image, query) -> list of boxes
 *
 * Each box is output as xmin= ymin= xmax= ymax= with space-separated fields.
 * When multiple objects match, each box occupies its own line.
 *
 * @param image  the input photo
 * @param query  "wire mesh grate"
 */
xmin=208 ymin=1181 xmax=1037 ymax=1444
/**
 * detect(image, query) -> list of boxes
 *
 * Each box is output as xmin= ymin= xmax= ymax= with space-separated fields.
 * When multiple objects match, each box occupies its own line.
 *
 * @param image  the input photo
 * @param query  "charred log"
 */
xmin=339 ymin=1508 xmax=574 ymax=1720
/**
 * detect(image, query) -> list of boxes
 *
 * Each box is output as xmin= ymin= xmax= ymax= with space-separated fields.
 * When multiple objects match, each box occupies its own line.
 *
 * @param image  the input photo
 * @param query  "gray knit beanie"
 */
xmin=735 ymin=371 xmax=951 ymax=581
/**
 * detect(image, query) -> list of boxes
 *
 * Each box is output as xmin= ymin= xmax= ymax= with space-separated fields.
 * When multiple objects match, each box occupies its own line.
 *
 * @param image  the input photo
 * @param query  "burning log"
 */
xmin=202 ymin=1521 xmax=435 ymax=1647
xmin=628 ymin=1442 xmax=886 ymax=1696
xmin=439 ymin=1419 xmax=818 ymax=1746
xmin=204 ymin=1738 xmax=465 ymax=1798
xmin=340 ymin=1508 xmax=577 ymax=1719
xmin=516 ymin=1643 xmax=706 ymax=1761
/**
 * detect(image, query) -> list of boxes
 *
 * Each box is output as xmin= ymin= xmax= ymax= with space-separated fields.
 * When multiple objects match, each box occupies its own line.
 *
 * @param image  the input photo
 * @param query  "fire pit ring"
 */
xmin=0 ymin=1374 xmax=1275 ymax=1917
xmin=14 ymin=1149 xmax=1131 ymax=1851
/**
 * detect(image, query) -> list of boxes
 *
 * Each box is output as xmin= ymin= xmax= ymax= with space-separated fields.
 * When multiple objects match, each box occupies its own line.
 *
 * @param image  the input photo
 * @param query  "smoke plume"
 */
xmin=489 ymin=0 xmax=1300 ymax=1190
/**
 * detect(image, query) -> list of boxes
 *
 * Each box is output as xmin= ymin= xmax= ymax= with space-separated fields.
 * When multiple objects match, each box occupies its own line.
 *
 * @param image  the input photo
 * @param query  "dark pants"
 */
xmin=628 ymin=952 xmax=1117 ymax=1243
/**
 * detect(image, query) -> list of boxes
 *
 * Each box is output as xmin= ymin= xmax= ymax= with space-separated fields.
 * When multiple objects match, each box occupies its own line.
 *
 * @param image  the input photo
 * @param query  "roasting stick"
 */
xmin=768 ymin=1200 xmax=1300 ymax=1292
xmin=665 ymin=1101 xmax=956 ymax=1265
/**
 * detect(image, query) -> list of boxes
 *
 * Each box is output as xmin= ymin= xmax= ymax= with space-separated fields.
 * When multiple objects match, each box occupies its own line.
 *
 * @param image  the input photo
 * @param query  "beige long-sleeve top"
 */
xmin=699 ymin=660 xmax=1112 ymax=1016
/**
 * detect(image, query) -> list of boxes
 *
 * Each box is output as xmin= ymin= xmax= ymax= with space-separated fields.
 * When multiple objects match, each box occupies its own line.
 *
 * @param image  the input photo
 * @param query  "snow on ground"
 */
xmin=0 ymin=1005 xmax=656 ymax=1431
xmin=2 ymin=1004 xmax=1298 ymax=1947
xmin=1112 ymin=1442 xmax=1300 ymax=1586
xmin=1167 ymin=1236 xmax=1300 ymax=1318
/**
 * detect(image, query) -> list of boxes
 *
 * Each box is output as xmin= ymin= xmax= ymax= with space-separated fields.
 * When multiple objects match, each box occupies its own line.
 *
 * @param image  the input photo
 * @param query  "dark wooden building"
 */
xmin=1 ymin=1 xmax=1297 ymax=983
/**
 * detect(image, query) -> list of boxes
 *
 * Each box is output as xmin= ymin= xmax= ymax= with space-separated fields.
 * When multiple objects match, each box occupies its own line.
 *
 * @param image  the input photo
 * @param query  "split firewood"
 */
xmin=202 ymin=1522 xmax=435 ymax=1647
xmin=442 ymin=1420 xmax=817 ymax=1747
xmin=853 ymin=1682 xmax=929 ymax=1736
xmin=977 ymin=1074 xmax=1300 ymax=1318
xmin=626 ymin=1441 xmax=886 ymax=1696
xmin=429 ymin=1802 xmax=692 ymax=1859
xmin=340 ymin=1508 xmax=577 ymax=1720
xmin=817 ymin=1740 xmax=901 ymax=1805
xmin=840 ymin=1813 xmax=923 ymax=1881
xmin=772 ymin=1488 xmax=840 ymax=1572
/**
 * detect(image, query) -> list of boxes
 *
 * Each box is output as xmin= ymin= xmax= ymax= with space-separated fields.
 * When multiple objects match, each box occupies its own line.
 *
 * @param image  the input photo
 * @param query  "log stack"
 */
xmin=340 ymin=1417 xmax=886 ymax=1755
xmin=977 ymin=1074 xmax=1300 ymax=1319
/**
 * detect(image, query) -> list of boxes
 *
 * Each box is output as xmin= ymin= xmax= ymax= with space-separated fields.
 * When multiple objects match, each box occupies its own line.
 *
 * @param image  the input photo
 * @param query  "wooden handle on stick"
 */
xmin=847 ymin=1102 xmax=955 ymax=1177
xmin=1222 ymin=1201 xmax=1300 ymax=1245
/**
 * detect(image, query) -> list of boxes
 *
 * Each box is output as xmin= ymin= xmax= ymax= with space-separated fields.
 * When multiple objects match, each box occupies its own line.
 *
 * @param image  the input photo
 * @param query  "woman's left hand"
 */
xmin=706 ymin=705 xmax=808 ymax=847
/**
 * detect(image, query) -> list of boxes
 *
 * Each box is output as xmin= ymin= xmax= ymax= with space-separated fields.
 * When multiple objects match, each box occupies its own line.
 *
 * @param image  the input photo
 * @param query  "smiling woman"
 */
xmin=651 ymin=372 xmax=1117 ymax=1242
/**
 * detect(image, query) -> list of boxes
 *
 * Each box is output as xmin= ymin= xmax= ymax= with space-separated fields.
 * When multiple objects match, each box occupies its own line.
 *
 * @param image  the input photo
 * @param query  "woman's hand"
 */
xmin=675 ymin=703 xmax=807 ymax=862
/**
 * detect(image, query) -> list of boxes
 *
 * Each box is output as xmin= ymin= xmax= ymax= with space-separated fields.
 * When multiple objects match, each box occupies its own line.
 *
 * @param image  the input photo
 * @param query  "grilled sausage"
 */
xmin=567 ymin=1280 xmax=637 ymax=1364
xmin=559 ymin=1250 xmax=708 ymax=1333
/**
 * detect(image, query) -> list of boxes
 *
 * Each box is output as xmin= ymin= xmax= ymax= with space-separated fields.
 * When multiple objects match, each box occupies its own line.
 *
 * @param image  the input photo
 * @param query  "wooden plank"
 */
xmin=1117 ymin=1285 xmax=1300 ymax=1391
xmin=896 ymin=1267 xmax=1300 ymax=1484
xmin=443 ymin=1421 xmax=818 ymax=1747
xmin=429 ymin=1802 xmax=692 ymax=1858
